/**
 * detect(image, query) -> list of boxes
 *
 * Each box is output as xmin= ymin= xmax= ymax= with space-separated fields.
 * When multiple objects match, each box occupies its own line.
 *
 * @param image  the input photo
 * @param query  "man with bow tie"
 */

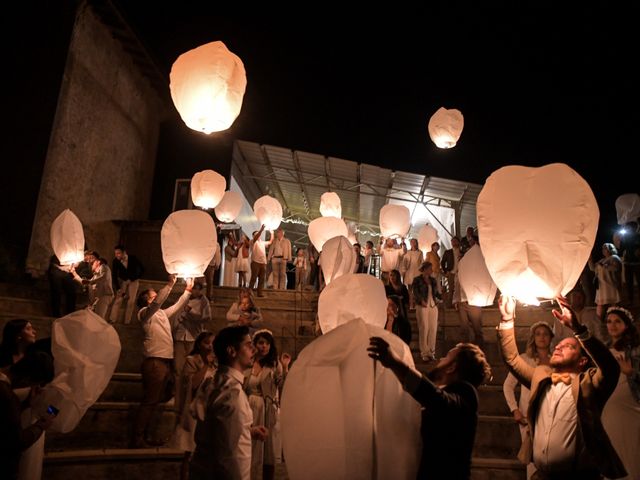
xmin=497 ymin=295 xmax=626 ymax=480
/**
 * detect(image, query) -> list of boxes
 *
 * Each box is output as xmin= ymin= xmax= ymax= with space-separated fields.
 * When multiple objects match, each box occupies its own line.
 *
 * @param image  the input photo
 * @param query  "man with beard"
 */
xmin=497 ymin=295 xmax=626 ymax=480
xmin=368 ymin=337 xmax=491 ymax=479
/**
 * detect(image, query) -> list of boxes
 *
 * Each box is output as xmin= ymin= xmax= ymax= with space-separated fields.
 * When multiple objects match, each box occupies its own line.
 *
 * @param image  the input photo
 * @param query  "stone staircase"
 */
xmin=1 ymin=280 xmax=585 ymax=480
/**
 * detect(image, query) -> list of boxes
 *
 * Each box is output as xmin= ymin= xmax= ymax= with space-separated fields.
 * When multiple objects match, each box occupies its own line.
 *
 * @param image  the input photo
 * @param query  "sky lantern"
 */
xmin=417 ymin=224 xmax=439 ymax=255
xmin=214 ymin=190 xmax=243 ymax=223
xmin=161 ymin=210 xmax=217 ymax=278
xmin=253 ymin=195 xmax=283 ymax=231
xmin=427 ymin=107 xmax=464 ymax=149
xmin=346 ymin=220 xmax=358 ymax=245
xmin=615 ymin=193 xmax=640 ymax=225
xmin=477 ymin=163 xmax=598 ymax=305
xmin=457 ymin=244 xmax=497 ymax=307
xmin=308 ymin=217 xmax=348 ymax=252
xmin=190 ymin=169 xmax=226 ymax=209
xmin=281 ymin=318 xmax=421 ymax=480
xmin=319 ymin=191 xmax=342 ymax=218
xmin=319 ymin=236 xmax=356 ymax=285
xmin=379 ymin=204 xmax=411 ymax=238
xmin=169 ymin=41 xmax=247 ymax=134
xmin=50 ymin=209 xmax=85 ymax=265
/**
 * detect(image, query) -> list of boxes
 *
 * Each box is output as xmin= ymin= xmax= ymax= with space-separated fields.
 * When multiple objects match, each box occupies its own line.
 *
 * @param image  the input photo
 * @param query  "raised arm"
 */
xmin=139 ymin=275 xmax=176 ymax=323
xmin=163 ymin=277 xmax=194 ymax=319
xmin=496 ymin=295 xmax=535 ymax=388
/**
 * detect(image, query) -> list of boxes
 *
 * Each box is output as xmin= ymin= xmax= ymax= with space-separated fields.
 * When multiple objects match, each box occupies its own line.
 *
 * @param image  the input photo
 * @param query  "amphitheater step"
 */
xmin=470 ymin=457 xmax=526 ymax=479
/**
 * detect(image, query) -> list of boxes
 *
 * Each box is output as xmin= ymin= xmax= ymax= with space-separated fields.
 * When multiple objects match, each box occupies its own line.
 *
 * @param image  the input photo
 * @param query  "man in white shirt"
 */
xmin=131 ymin=274 xmax=193 ymax=448
xmin=379 ymin=237 xmax=406 ymax=284
xmin=267 ymin=228 xmax=292 ymax=290
xmin=190 ymin=325 xmax=268 ymax=480
xmin=249 ymin=225 xmax=272 ymax=297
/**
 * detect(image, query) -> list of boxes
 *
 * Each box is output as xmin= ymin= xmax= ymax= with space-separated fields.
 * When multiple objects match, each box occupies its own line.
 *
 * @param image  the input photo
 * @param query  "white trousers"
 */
xmin=416 ymin=304 xmax=438 ymax=358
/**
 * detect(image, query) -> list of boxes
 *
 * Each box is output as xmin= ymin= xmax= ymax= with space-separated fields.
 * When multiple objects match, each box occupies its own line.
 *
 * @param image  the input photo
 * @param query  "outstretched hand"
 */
xmin=184 ymin=277 xmax=195 ymax=292
xmin=552 ymin=296 xmax=580 ymax=330
xmin=367 ymin=336 xmax=401 ymax=369
xmin=498 ymin=295 xmax=516 ymax=321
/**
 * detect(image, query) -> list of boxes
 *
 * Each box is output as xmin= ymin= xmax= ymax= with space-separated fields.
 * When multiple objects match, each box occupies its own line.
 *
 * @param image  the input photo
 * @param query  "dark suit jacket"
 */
xmin=441 ymin=248 xmax=455 ymax=273
xmin=497 ymin=324 xmax=626 ymax=478
xmin=111 ymin=254 xmax=144 ymax=289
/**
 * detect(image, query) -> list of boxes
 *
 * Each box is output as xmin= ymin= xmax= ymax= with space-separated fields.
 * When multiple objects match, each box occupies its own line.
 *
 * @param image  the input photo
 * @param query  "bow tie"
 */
xmin=551 ymin=373 xmax=572 ymax=385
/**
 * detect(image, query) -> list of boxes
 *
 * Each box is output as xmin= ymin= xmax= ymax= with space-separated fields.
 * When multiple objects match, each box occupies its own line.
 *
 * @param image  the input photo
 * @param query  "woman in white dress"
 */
xmin=588 ymin=243 xmax=622 ymax=321
xmin=601 ymin=306 xmax=640 ymax=480
xmin=502 ymin=321 xmax=553 ymax=479
xmin=222 ymin=234 xmax=239 ymax=287
xmin=402 ymin=238 xmax=423 ymax=309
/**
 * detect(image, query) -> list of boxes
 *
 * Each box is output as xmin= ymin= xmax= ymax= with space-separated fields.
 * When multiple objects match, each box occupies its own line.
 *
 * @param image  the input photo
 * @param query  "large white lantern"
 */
xmin=379 ymin=204 xmax=411 ymax=238
xmin=417 ymin=224 xmax=439 ymax=255
xmin=308 ymin=217 xmax=348 ymax=252
xmin=50 ymin=209 xmax=85 ymax=265
xmin=161 ymin=210 xmax=217 ymax=278
xmin=477 ymin=163 xmax=598 ymax=304
xmin=169 ymin=41 xmax=247 ymax=134
xmin=320 ymin=236 xmax=356 ymax=285
xmin=215 ymin=191 xmax=243 ymax=223
xmin=615 ymin=193 xmax=640 ymax=225
xmin=319 ymin=192 xmax=342 ymax=218
xmin=190 ymin=169 xmax=226 ymax=209
xmin=281 ymin=318 xmax=421 ymax=480
xmin=457 ymin=245 xmax=497 ymax=307
xmin=253 ymin=195 xmax=283 ymax=231
xmin=428 ymin=107 xmax=464 ymax=149
xmin=318 ymin=273 xmax=387 ymax=334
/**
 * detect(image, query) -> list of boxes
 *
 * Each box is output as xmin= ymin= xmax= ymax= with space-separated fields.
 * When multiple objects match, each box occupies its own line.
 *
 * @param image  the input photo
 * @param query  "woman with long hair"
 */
xmin=601 ymin=306 xmax=640 ymax=480
xmin=589 ymin=243 xmax=622 ymax=321
xmin=0 ymin=319 xmax=37 ymax=367
xmin=402 ymin=238 xmax=423 ymax=308
xmin=244 ymin=330 xmax=291 ymax=480
xmin=502 ymin=321 xmax=553 ymax=479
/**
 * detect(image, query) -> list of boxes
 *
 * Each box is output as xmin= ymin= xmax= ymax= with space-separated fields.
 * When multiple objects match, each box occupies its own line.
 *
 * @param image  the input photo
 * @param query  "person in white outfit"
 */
xmin=267 ymin=228 xmax=292 ymax=290
xmin=379 ymin=237 xmax=406 ymax=285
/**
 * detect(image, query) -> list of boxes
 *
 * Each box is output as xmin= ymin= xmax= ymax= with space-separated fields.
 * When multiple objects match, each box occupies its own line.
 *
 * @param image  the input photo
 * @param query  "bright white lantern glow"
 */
xmin=169 ymin=41 xmax=247 ymax=134
xmin=215 ymin=191 xmax=243 ymax=223
xmin=417 ymin=224 xmax=439 ymax=255
xmin=318 ymin=273 xmax=387 ymax=333
xmin=319 ymin=192 xmax=342 ymax=218
xmin=161 ymin=210 xmax=217 ymax=278
xmin=190 ymin=169 xmax=226 ymax=209
xmin=319 ymin=236 xmax=356 ymax=285
xmin=457 ymin=245 xmax=497 ymax=307
xmin=428 ymin=107 xmax=464 ymax=149
xmin=308 ymin=217 xmax=348 ymax=252
xmin=615 ymin=193 xmax=640 ymax=225
xmin=281 ymin=318 xmax=421 ymax=480
xmin=253 ymin=195 xmax=283 ymax=231
xmin=379 ymin=204 xmax=411 ymax=238
xmin=50 ymin=209 xmax=85 ymax=265
xmin=477 ymin=163 xmax=598 ymax=304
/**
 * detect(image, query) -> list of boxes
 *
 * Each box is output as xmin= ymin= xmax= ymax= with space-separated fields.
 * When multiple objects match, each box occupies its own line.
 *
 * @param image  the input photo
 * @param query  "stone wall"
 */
xmin=26 ymin=3 xmax=165 ymax=275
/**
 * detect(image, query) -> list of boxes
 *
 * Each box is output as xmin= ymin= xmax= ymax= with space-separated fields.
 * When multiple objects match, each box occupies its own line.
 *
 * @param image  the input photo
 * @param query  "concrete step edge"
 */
xmin=471 ymin=457 xmax=525 ymax=469
xmin=44 ymin=448 xmax=183 ymax=464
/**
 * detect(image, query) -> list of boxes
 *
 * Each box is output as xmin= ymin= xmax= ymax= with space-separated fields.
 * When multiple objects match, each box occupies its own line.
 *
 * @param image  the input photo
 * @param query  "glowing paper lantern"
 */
xmin=170 ymin=41 xmax=247 ymax=134
xmin=50 ymin=209 xmax=85 ymax=265
xmin=320 ymin=236 xmax=356 ymax=285
xmin=281 ymin=318 xmax=421 ymax=480
xmin=190 ymin=169 xmax=226 ymax=209
xmin=161 ymin=210 xmax=217 ymax=277
xmin=33 ymin=309 xmax=121 ymax=433
xmin=477 ymin=163 xmax=598 ymax=304
xmin=615 ymin=193 xmax=640 ymax=225
xmin=308 ymin=217 xmax=348 ymax=252
xmin=215 ymin=191 xmax=243 ymax=222
xmin=379 ymin=205 xmax=411 ymax=238
xmin=417 ymin=224 xmax=439 ymax=255
xmin=457 ymin=245 xmax=497 ymax=307
xmin=319 ymin=192 xmax=342 ymax=218
xmin=318 ymin=273 xmax=386 ymax=333
xmin=428 ymin=107 xmax=464 ymax=149
xmin=253 ymin=195 xmax=283 ymax=231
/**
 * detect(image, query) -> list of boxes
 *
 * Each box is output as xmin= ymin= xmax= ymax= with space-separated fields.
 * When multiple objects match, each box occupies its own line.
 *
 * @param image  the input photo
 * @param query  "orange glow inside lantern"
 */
xmin=215 ymin=191 xmax=243 ymax=223
xmin=50 ymin=209 xmax=85 ymax=265
xmin=253 ymin=195 xmax=283 ymax=231
xmin=428 ymin=107 xmax=464 ymax=149
xmin=320 ymin=192 xmax=342 ymax=218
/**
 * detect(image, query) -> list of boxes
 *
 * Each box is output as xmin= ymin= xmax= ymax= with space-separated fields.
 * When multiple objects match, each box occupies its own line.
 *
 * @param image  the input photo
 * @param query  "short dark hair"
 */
xmin=193 ymin=281 xmax=204 ymax=290
xmin=10 ymin=351 xmax=54 ymax=386
xmin=213 ymin=325 xmax=250 ymax=366
xmin=454 ymin=343 xmax=492 ymax=387
xmin=136 ymin=289 xmax=154 ymax=309
xmin=114 ymin=244 xmax=126 ymax=252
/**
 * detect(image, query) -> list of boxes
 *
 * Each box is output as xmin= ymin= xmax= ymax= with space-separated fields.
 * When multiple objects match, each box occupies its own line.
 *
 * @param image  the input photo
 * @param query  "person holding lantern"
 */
xmin=249 ymin=225 xmax=273 ymax=297
xmin=109 ymin=245 xmax=145 ymax=324
xmin=267 ymin=228 xmax=292 ymax=290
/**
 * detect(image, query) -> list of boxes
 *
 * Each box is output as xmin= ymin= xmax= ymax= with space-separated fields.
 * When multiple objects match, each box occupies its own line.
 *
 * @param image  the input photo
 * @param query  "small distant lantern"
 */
xmin=428 ymin=107 xmax=464 ymax=149
xmin=308 ymin=217 xmax=348 ymax=252
xmin=320 ymin=192 xmax=342 ymax=218
xmin=169 ymin=41 xmax=247 ymax=134
xmin=214 ymin=191 xmax=243 ymax=223
xmin=190 ymin=170 xmax=226 ymax=209
xmin=417 ymin=224 xmax=439 ymax=255
xmin=253 ymin=195 xmax=283 ymax=231
xmin=615 ymin=193 xmax=640 ymax=225
xmin=320 ymin=236 xmax=356 ymax=285
xmin=50 ymin=209 xmax=85 ymax=265
xmin=457 ymin=245 xmax=497 ymax=307
xmin=161 ymin=210 xmax=217 ymax=278
xmin=379 ymin=204 xmax=411 ymax=238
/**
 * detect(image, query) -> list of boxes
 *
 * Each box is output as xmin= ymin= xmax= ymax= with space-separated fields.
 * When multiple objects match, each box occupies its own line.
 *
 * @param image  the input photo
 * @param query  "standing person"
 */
xmin=368 ymin=337 xmax=491 ymax=479
xmin=130 ymin=275 xmax=193 ymax=449
xmin=363 ymin=240 xmax=376 ymax=275
xmin=249 ymin=225 xmax=272 ymax=297
xmin=190 ymin=326 xmax=268 ymax=480
xmin=588 ymin=243 xmax=622 ymax=322
xmin=109 ymin=245 xmax=144 ymax=324
xmin=619 ymin=221 xmax=640 ymax=305
xmin=307 ymin=244 xmax=320 ymax=291
xmin=460 ymin=226 xmax=476 ymax=254
xmin=47 ymin=254 xmax=76 ymax=317
xmin=497 ymin=295 xmax=627 ymax=479
xmin=204 ymin=240 xmax=221 ymax=298
xmin=72 ymin=257 xmax=114 ymax=320
xmin=502 ymin=321 xmax=553 ymax=479
xmin=379 ymin=237 xmax=406 ymax=285
xmin=384 ymin=296 xmax=412 ymax=346
xmin=244 ymin=329 xmax=291 ymax=480
xmin=402 ymin=238 xmax=423 ymax=309
xmin=441 ymin=236 xmax=462 ymax=308
xmin=267 ymin=228 xmax=292 ymax=290
xmin=236 ymin=235 xmax=251 ymax=288
xmin=293 ymin=248 xmax=308 ymax=290
xmin=426 ymin=242 xmax=442 ymax=285
xmin=601 ymin=306 xmax=640 ymax=480
xmin=223 ymin=234 xmax=239 ymax=287
xmin=412 ymin=261 xmax=441 ymax=362
xmin=353 ymin=243 xmax=366 ymax=274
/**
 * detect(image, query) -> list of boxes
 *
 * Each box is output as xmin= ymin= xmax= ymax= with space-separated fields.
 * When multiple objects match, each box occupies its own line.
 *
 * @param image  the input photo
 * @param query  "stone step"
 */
xmin=478 ymin=385 xmax=511 ymax=416
xmin=470 ymin=458 xmax=526 ymax=480
xmin=474 ymin=415 xmax=521 ymax=459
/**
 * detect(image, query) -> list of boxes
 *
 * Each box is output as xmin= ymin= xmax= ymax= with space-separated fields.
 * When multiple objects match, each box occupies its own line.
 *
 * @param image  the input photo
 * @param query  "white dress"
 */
xmin=402 ymin=250 xmax=423 ymax=287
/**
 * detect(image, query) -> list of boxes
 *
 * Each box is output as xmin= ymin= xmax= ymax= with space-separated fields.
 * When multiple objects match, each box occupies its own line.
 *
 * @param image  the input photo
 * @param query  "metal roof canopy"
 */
xmin=231 ymin=140 xmax=483 ymax=246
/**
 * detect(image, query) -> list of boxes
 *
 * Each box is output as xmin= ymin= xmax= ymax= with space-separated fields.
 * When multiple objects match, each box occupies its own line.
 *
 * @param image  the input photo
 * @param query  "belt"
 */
xmin=273 ymin=256 xmax=283 ymax=258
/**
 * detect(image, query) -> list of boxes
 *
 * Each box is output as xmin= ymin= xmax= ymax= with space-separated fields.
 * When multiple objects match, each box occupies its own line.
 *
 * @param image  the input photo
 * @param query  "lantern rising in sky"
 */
xmin=427 ymin=107 xmax=464 ymax=149
xmin=190 ymin=169 xmax=226 ymax=209
xmin=50 ymin=209 xmax=85 ymax=265
xmin=253 ymin=195 xmax=283 ymax=231
xmin=379 ymin=204 xmax=411 ymax=239
xmin=169 ymin=41 xmax=247 ymax=134
xmin=615 ymin=193 xmax=640 ymax=225
xmin=214 ymin=191 xmax=243 ymax=223
xmin=308 ymin=217 xmax=348 ymax=252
